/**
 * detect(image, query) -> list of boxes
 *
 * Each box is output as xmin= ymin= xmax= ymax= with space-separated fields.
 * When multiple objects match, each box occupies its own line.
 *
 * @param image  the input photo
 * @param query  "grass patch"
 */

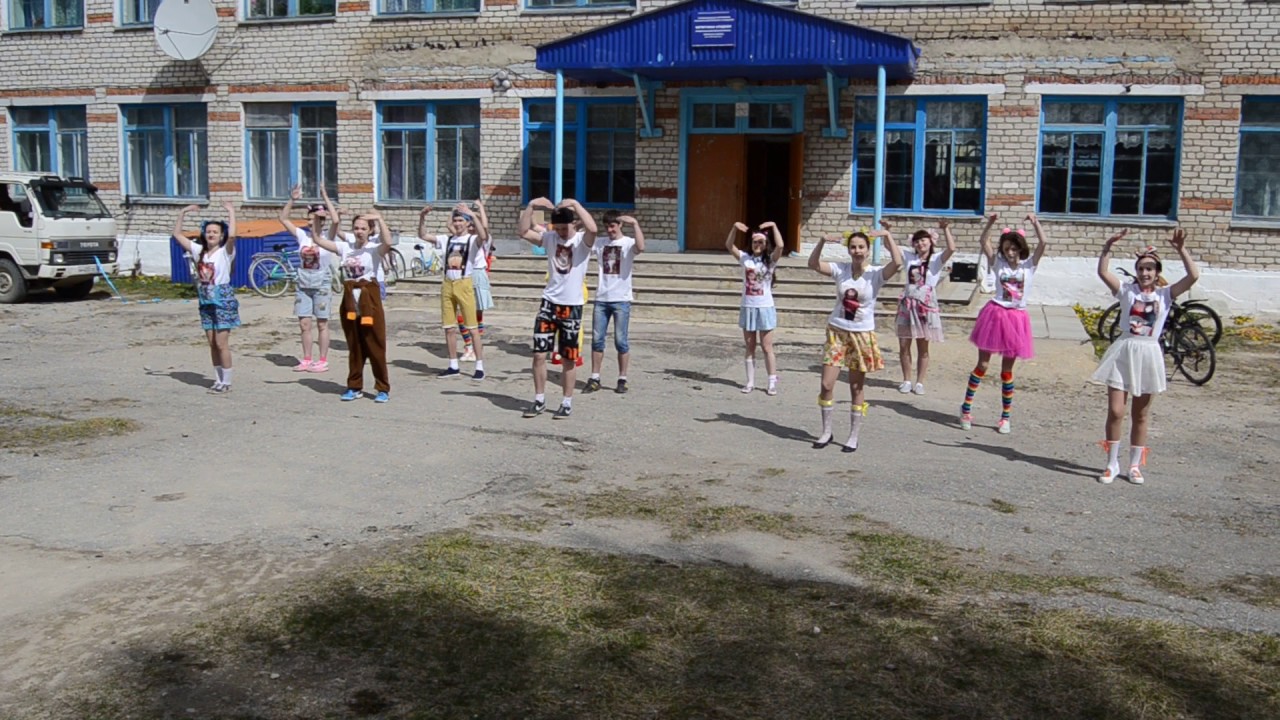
xmin=55 ymin=532 xmax=1280 ymax=720
xmin=565 ymin=486 xmax=811 ymax=540
xmin=470 ymin=512 xmax=552 ymax=533
xmin=1219 ymin=575 xmax=1280 ymax=609
xmin=1221 ymin=316 xmax=1280 ymax=347
xmin=1137 ymin=567 xmax=1280 ymax=608
xmin=989 ymin=498 xmax=1018 ymax=514
xmin=0 ymin=401 xmax=138 ymax=448
xmin=1073 ymin=304 xmax=1111 ymax=358
xmin=108 ymin=274 xmax=199 ymax=300
xmin=1137 ymin=566 xmax=1202 ymax=598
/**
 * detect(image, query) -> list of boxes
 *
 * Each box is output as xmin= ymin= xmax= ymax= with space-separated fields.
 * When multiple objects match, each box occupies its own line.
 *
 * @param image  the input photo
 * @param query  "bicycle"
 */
xmin=248 ymin=244 xmax=342 ymax=298
xmin=1095 ymin=268 xmax=1223 ymax=346
xmin=1093 ymin=271 xmax=1216 ymax=386
xmin=408 ymin=243 xmax=443 ymax=277
xmin=382 ymin=246 xmax=407 ymax=284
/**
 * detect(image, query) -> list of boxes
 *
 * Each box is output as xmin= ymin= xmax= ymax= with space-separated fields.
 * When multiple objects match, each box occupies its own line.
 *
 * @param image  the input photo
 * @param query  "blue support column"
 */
xmin=822 ymin=69 xmax=848 ymax=139
xmin=872 ymin=65 xmax=886 ymax=264
xmin=554 ymin=70 xmax=565 ymax=203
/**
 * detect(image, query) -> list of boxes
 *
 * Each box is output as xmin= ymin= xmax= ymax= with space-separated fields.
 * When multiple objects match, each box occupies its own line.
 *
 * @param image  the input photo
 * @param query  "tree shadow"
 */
xmin=294 ymin=378 xmax=347 ymax=395
xmin=440 ymin=390 xmax=527 ymax=413
xmin=59 ymin=533 xmax=1277 ymax=719
xmin=663 ymin=368 xmax=740 ymax=389
xmin=695 ymin=412 xmax=812 ymax=443
xmin=390 ymin=359 xmax=434 ymax=377
xmin=145 ymin=369 xmax=208 ymax=388
xmin=262 ymin=353 xmax=299 ymax=368
xmin=398 ymin=339 xmax=447 ymax=357
xmin=876 ymin=399 xmax=961 ymax=429
xmin=925 ymin=439 xmax=1099 ymax=478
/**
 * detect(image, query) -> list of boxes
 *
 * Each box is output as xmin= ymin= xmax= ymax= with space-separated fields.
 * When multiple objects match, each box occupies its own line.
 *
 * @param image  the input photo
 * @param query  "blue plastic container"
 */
xmin=169 ymin=231 xmax=298 ymax=288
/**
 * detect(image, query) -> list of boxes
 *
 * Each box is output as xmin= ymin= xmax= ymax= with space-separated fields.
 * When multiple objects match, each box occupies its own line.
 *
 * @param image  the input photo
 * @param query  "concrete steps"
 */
xmin=389 ymin=252 xmax=979 ymax=327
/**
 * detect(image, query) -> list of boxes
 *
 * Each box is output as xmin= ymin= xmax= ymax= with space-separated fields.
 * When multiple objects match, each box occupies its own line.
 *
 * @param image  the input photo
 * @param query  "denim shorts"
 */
xmin=294 ymin=287 xmax=333 ymax=320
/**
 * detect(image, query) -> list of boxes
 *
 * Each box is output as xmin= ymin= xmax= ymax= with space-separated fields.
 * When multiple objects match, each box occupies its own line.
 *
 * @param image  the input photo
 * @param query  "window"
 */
xmin=852 ymin=97 xmax=986 ymax=214
xmin=245 ymin=0 xmax=334 ymax=20
xmin=379 ymin=0 xmax=478 ymax=13
xmin=525 ymin=0 xmax=632 ymax=9
xmin=1037 ymin=98 xmax=1181 ymax=218
xmin=120 ymin=0 xmax=160 ymax=25
xmin=245 ymin=103 xmax=337 ymax=201
xmin=122 ymin=105 xmax=208 ymax=198
xmin=1236 ymin=98 xmax=1280 ymax=220
xmin=377 ymin=102 xmax=480 ymax=203
xmin=11 ymin=107 xmax=88 ymax=179
xmin=8 ymin=0 xmax=82 ymax=29
xmin=524 ymin=98 xmax=635 ymax=207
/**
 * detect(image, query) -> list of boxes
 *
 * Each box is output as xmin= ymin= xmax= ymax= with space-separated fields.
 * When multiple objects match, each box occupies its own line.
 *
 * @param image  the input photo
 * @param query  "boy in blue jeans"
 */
xmin=584 ymin=210 xmax=645 ymax=394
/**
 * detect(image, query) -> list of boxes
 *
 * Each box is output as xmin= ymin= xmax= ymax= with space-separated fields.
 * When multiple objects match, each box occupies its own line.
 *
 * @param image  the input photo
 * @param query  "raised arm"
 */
xmin=367 ymin=212 xmax=394 ymax=253
xmin=472 ymin=198 xmax=490 ymax=243
xmin=560 ymin=198 xmax=596 ymax=243
xmin=1027 ymin=212 xmax=1049 ymax=267
xmin=870 ymin=224 xmax=903 ymax=281
xmin=809 ymin=234 xmax=837 ymax=277
xmin=519 ymin=197 xmax=553 ymax=244
xmin=619 ymin=215 xmax=645 ymax=254
xmin=725 ymin=222 xmax=746 ymax=260
xmin=978 ymin=212 xmax=998 ymax=267
xmin=762 ymin=221 xmax=785 ymax=264
xmin=222 ymin=200 xmax=238 ymax=256
xmin=1166 ymin=228 xmax=1200 ymax=298
xmin=938 ymin=219 xmax=957 ymax=266
xmin=170 ymin=204 xmax=198 ymax=255
xmin=1097 ymin=229 xmax=1127 ymax=297
xmin=321 ymin=186 xmax=341 ymax=243
xmin=279 ymin=185 xmax=303 ymax=235
xmin=417 ymin=205 xmax=432 ymax=242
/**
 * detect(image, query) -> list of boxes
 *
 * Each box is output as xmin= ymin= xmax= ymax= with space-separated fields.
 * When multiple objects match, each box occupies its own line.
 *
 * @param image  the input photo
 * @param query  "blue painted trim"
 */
xmin=9 ymin=0 xmax=82 ymax=29
xmin=8 ymin=107 xmax=87 ymax=176
xmin=375 ymin=100 xmax=481 ymax=202
xmin=873 ymin=66 xmax=885 ymax=264
xmin=1036 ymin=96 xmax=1183 ymax=219
xmin=522 ymin=96 xmax=637 ymax=208
xmin=523 ymin=0 xmax=632 ymax=9
xmin=1234 ymin=96 xmax=1280 ymax=220
xmin=822 ymin=70 xmax=848 ymax=139
xmin=123 ymin=104 xmax=206 ymax=199
xmin=554 ymin=71 xmax=565 ymax=203
xmin=377 ymin=0 xmax=480 ymax=13
xmin=243 ymin=0 xmax=333 ymax=17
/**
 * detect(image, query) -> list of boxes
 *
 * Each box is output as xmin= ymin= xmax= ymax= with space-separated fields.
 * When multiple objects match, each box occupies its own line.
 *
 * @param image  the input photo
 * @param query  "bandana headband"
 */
xmin=1001 ymin=227 xmax=1027 ymax=238
xmin=1135 ymin=246 xmax=1160 ymax=262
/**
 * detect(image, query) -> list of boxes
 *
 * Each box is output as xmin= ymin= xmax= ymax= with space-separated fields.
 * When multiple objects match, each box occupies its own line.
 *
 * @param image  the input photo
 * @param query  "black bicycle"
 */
xmin=1095 ymin=268 xmax=1223 ymax=346
xmin=1094 ymin=269 xmax=1216 ymax=385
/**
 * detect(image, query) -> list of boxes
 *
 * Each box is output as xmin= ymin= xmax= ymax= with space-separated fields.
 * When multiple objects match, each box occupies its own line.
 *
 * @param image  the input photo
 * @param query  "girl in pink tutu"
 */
xmin=959 ymin=212 xmax=1048 ymax=434
xmin=1092 ymin=228 xmax=1199 ymax=484
xmin=895 ymin=220 xmax=956 ymax=395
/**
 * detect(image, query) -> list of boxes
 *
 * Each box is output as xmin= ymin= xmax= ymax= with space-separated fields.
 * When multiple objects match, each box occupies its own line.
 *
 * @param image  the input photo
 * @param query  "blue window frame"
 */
xmin=120 ymin=0 xmax=160 ymax=25
xmin=245 ymin=0 xmax=334 ymax=19
xmin=11 ymin=107 xmax=88 ymax=179
xmin=852 ymin=96 xmax=986 ymax=214
xmin=1235 ymin=98 xmax=1280 ymax=220
xmin=377 ymin=101 xmax=480 ymax=203
xmin=1037 ymin=98 xmax=1181 ymax=218
xmin=523 ymin=98 xmax=635 ymax=207
xmin=525 ymin=0 xmax=632 ymax=10
xmin=9 ymin=0 xmax=82 ymax=29
xmin=122 ymin=104 xmax=208 ymax=199
xmin=245 ymin=103 xmax=337 ymax=201
xmin=378 ymin=0 xmax=478 ymax=13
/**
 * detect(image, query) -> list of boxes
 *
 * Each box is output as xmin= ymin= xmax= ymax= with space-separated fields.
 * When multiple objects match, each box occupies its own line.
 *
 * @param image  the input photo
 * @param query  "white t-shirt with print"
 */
xmin=739 ymin=254 xmax=775 ymax=309
xmin=338 ymin=232 xmax=385 ymax=283
xmin=593 ymin=235 xmax=637 ymax=303
xmin=901 ymin=249 xmax=946 ymax=290
xmin=827 ymin=263 xmax=885 ymax=333
xmin=193 ymin=243 xmax=234 ymax=287
xmin=992 ymin=257 xmax=1035 ymax=310
xmin=471 ymin=238 xmax=491 ymax=272
xmin=335 ymin=240 xmax=380 ymax=284
xmin=293 ymin=227 xmax=334 ymax=291
xmin=1117 ymin=283 xmax=1173 ymax=340
xmin=542 ymin=230 xmax=591 ymax=306
xmin=435 ymin=233 xmax=478 ymax=281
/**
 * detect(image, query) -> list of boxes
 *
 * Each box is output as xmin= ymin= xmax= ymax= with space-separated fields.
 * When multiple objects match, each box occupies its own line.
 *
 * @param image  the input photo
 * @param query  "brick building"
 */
xmin=1 ymin=0 xmax=1277 ymax=306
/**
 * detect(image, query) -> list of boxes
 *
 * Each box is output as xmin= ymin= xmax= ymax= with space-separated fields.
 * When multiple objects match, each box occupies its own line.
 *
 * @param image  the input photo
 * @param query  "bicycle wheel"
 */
xmin=1171 ymin=324 xmax=1215 ymax=386
xmin=249 ymin=257 xmax=291 ymax=298
xmin=410 ymin=257 xmax=426 ymax=277
xmin=330 ymin=267 xmax=344 ymax=295
xmin=386 ymin=248 xmax=407 ymax=282
xmin=1096 ymin=302 xmax=1122 ymax=342
xmin=1180 ymin=300 xmax=1223 ymax=346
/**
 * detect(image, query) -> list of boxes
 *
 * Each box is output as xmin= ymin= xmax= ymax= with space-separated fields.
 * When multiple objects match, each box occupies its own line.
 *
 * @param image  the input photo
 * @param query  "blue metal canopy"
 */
xmin=536 ymin=0 xmax=920 ymax=84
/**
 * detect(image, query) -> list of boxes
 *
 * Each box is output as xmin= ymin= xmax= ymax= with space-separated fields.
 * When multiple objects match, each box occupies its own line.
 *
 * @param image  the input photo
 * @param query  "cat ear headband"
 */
xmin=1001 ymin=227 xmax=1027 ymax=238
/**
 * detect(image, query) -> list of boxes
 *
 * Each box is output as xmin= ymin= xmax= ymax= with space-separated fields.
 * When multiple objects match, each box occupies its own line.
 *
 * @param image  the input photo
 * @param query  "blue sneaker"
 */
xmin=472 ymin=370 xmax=485 ymax=381
xmin=340 ymin=389 xmax=361 ymax=401
xmin=438 ymin=367 xmax=461 ymax=378
xmin=374 ymin=391 xmax=389 ymax=403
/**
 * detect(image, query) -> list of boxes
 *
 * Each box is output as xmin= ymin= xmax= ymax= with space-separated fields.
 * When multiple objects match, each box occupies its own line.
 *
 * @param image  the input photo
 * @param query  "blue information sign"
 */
xmin=691 ymin=10 xmax=736 ymax=49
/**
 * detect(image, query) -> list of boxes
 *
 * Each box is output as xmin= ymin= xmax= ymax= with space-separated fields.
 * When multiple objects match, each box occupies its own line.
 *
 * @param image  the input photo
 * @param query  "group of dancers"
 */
xmin=172 ymin=196 xmax=1199 ymax=484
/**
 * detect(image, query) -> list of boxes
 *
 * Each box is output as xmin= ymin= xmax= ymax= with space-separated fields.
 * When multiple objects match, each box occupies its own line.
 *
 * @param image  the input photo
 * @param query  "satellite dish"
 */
xmin=153 ymin=0 xmax=219 ymax=61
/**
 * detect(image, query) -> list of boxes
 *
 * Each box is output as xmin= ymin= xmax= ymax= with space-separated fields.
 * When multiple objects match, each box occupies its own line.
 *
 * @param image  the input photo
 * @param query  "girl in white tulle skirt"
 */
xmin=1092 ymin=228 xmax=1200 ymax=485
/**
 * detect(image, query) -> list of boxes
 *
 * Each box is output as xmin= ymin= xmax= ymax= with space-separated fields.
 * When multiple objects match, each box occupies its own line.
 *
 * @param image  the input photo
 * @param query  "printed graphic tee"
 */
xmin=992 ymin=257 xmax=1035 ymax=310
xmin=902 ymin=249 xmax=946 ymax=290
xmin=542 ymin=230 xmax=591 ymax=306
xmin=1118 ymin=283 xmax=1173 ymax=340
xmin=594 ymin=235 xmax=637 ymax=303
xmin=435 ymin=233 xmax=478 ymax=281
xmin=294 ymin=228 xmax=334 ymax=291
xmin=739 ymin=254 xmax=775 ymax=309
xmin=827 ymin=263 xmax=885 ymax=333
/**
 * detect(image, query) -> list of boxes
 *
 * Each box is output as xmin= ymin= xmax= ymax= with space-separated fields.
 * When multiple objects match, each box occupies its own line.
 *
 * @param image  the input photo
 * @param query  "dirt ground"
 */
xmin=1 ymin=292 xmax=1277 ymax=715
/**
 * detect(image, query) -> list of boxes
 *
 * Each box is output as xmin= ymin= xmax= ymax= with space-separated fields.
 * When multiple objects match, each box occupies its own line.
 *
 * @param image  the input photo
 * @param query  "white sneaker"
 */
xmin=1098 ymin=463 xmax=1119 ymax=484
xmin=898 ymin=380 xmax=913 ymax=394
xmin=997 ymin=419 xmax=1012 ymax=434
xmin=913 ymin=383 xmax=925 ymax=395
xmin=461 ymin=347 xmax=477 ymax=362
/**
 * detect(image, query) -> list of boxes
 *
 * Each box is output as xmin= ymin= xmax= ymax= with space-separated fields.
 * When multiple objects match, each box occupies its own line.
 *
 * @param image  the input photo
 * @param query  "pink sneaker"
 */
xmin=307 ymin=360 xmax=329 ymax=373
xmin=293 ymin=359 xmax=313 ymax=372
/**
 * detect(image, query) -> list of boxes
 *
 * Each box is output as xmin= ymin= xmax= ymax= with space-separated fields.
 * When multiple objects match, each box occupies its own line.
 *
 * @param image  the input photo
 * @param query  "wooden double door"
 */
xmin=684 ymin=133 xmax=804 ymax=253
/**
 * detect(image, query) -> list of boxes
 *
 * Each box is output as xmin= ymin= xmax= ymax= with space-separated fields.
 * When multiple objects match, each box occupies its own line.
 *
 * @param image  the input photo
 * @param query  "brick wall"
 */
xmin=1 ymin=0 xmax=1277 ymax=268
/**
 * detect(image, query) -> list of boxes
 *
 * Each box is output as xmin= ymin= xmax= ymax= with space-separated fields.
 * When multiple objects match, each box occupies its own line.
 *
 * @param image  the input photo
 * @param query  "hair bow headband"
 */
xmin=751 ymin=231 xmax=767 ymax=240
xmin=1001 ymin=227 xmax=1027 ymax=238
xmin=1135 ymin=246 xmax=1160 ymax=261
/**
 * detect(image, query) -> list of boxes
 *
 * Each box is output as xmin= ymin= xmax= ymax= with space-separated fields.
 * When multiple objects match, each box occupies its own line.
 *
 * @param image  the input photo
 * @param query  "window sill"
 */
xmin=372 ymin=11 xmax=482 ymax=20
xmin=122 ymin=197 xmax=208 ymax=207
xmin=1229 ymin=219 xmax=1280 ymax=231
xmin=520 ymin=6 xmax=636 ymax=17
xmin=4 ymin=26 xmax=83 ymax=35
xmin=1034 ymin=214 xmax=1177 ymax=228
xmin=238 ymin=15 xmax=335 ymax=27
xmin=116 ymin=22 xmax=154 ymax=30
xmin=850 ymin=209 xmax=985 ymax=220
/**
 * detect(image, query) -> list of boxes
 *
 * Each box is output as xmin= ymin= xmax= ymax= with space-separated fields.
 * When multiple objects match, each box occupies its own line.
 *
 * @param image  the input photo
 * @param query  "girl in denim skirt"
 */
xmin=171 ymin=202 xmax=239 ymax=395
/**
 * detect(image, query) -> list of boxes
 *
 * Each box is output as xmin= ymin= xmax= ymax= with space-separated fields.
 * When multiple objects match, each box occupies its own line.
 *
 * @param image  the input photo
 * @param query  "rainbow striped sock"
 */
xmin=1001 ymin=372 xmax=1014 ymax=420
xmin=961 ymin=367 xmax=985 ymax=415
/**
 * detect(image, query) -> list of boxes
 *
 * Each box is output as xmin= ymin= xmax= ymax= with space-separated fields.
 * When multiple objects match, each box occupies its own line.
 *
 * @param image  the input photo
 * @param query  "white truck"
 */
xmin=0 ymin=172 xmax=118 ymax=303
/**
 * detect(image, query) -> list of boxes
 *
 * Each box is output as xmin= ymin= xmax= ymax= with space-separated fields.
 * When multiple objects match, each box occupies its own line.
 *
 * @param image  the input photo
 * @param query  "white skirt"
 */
xmin=1091 ymin=336 xmax=1166 ymax=396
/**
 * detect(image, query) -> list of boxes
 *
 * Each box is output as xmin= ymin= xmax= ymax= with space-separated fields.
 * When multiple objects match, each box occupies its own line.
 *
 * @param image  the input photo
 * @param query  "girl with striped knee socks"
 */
xmin=960 ymin=212 xmax=1049 ymax=433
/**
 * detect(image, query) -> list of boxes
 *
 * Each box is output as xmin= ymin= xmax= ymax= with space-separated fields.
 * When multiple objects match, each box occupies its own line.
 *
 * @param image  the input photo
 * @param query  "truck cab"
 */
xmin=0 ymin=172 xmax=118 ymax=303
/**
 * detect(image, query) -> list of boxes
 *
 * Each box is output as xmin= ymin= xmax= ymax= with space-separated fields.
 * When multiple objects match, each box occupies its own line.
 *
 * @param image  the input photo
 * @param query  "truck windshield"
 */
xmin=31 ymin=182 xmax=111 ymax=219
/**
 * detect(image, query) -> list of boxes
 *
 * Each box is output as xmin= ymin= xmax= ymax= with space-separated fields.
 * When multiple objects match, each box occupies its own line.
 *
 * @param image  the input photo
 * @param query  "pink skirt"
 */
xmin=969 ymin=301 xmax=1034 ymax=359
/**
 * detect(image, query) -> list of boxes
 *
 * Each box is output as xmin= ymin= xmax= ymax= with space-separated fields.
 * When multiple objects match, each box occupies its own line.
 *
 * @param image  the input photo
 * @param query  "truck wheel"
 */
xmin=0 ymin=258 xmax=28 ymax=304
xmin=54 ymin=277 xmax=96 ymax=300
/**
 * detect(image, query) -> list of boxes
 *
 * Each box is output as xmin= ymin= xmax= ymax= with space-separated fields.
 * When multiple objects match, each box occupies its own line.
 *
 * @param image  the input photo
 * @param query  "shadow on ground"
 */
xmin=50 ymin=533 xmax=1277 ymax=720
